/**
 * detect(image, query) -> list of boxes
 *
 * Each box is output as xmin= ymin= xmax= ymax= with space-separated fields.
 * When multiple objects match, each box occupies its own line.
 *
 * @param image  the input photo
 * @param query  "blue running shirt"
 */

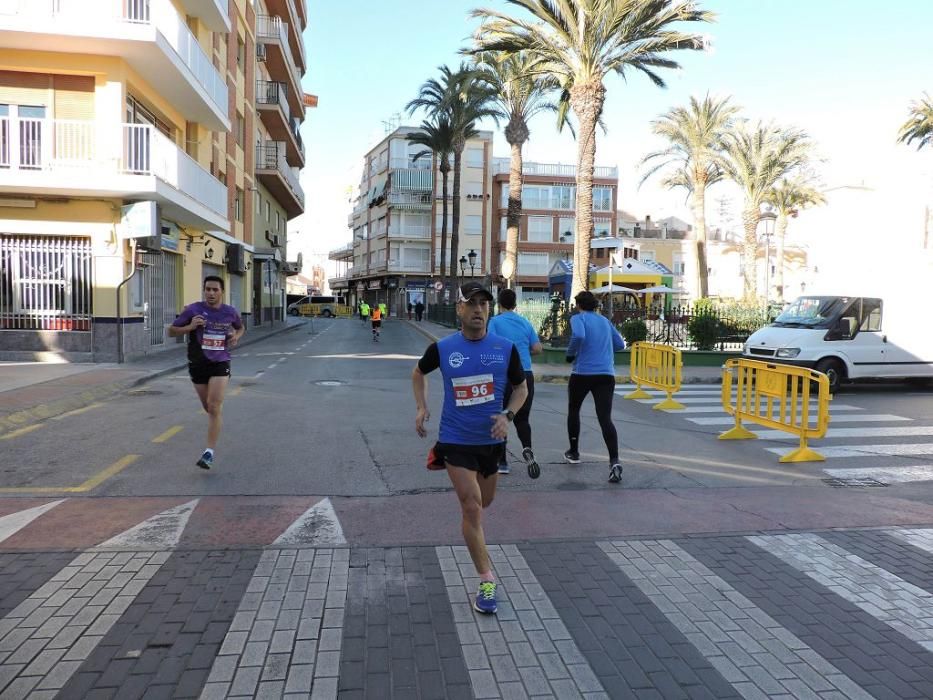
xmin=487 ymin=311 xmax=540 ymax=371
xmin=418 ymin=332 xmax=525 ymax=445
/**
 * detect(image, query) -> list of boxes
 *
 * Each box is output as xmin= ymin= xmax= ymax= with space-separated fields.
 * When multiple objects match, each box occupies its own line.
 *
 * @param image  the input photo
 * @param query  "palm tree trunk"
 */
xmin=692 ymin=183 xmax=709 ymax=299
xmin=741 ymin=206 xmax=759 ymax=302
xmin=505 ymin=139 xmax=524 ymax=290
xmin=439 ymin=163 xmax=449 ymax=281
xmin=569 ymin=80 xmax=605 ymax=301
xmin=775 ymin=212 xmax=788 ymax=303
xmin=450 ymin=145 xmax=463 ymax=290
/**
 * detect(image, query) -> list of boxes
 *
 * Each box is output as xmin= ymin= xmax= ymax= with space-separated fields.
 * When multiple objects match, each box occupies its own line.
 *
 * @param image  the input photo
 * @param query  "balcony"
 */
xmin=328 ymin=243 xmax=354 ymax=262
xmin=328 ymin=275 xmax=349 ymax=290
xmin=262 ymin=0 xmax=305 ymax=74
xmin=0 ymin=118 xmax=228 ymax=231
xmin=491 ymin=158 xmax=617 ymax=179
xmin=255 ymin=80 xmax=303 ymax=167
xmin=388 ymin=260 xmax=432 ymax=274
xmin=255 ymin=141 xmax=304 ymax=219
xmin=389 ymin=226 xmax=431 ymax=240
xmin=256 ymin=15 xmax=303 ymax=118
xmin=178 ymin=0 xmax=231 ymax=32
xmin=387 ymin=192 xmax=432 ymax=212
xmin=390 ymin=157 xmax=432 ymax=170
xmin=0 ymin=0 xmax=229 ymax=131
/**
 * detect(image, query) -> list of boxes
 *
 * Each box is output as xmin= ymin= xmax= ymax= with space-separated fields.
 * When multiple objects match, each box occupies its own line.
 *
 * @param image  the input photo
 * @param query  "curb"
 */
xmin=0 ymin=321 xmax=305 ymax=435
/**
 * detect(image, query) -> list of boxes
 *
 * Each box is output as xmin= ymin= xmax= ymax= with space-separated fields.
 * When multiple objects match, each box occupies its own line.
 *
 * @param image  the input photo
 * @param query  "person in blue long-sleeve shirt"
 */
xmin=564 ymin=291 xmax=626 ymax=483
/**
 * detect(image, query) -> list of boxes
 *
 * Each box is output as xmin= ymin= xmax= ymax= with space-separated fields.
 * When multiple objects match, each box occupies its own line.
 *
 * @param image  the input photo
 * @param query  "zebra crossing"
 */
xmin=0 ymin=495 xmax=932 ymax=697
xmin=618 ymin=383 xmax=933 ymax=484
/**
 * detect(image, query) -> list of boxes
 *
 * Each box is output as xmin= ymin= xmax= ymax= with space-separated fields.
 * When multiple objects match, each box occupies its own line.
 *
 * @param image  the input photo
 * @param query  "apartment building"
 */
xmin=0 ymin=0 xmax=308 ymax=361
xmin=339 ymin=126 xmax=494 ymax=314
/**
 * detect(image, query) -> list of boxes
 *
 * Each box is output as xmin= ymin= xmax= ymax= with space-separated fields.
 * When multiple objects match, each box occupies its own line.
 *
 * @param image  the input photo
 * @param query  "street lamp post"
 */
xmin=467 ymin=249 xmax=477 ymax=277
xmin=759 ymin=208 xmax=777 ymax=311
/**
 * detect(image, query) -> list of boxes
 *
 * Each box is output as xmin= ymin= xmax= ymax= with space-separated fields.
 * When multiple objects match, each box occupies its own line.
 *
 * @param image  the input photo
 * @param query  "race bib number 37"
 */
xmin=201 ymin=330 xmax=226 ymax=351
xmin=452 ymin=373 xmax=495 ymax=407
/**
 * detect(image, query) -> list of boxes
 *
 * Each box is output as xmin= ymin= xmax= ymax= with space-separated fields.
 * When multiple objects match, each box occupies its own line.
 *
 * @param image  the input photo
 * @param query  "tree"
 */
xmin=719 ymin=122 xmax=811 ymax=301
xmin=474 ymin=51 xmax=558 ymax=289
xmin=407 ymin=64 xmax=497 ymax=289
xmin=898 ymin=93 xmax=933 ymax=150
xmin=407 ymin=117 xmax=455 ymax=279
xmin=765 ymin=175 xmax=825 ymax=303
xmin=641 ymin=94 xmax=739 ymax=298
xmin=470 ymin=0 xmax=712 ymax=299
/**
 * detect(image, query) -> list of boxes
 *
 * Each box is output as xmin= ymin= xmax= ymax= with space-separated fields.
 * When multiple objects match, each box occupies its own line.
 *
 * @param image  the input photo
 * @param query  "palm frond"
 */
xmin=897 ymin=93 xmax=933 ymax=150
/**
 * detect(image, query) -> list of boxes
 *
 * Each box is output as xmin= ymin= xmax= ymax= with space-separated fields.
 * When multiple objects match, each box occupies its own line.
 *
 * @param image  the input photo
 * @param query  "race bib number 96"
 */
xmin=452 ymin=373 xmax=495 ymax=407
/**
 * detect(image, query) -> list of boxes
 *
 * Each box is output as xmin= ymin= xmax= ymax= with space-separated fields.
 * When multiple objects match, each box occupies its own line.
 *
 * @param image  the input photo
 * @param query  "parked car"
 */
xmin=287 ymin=295 xmax=345 ymax=317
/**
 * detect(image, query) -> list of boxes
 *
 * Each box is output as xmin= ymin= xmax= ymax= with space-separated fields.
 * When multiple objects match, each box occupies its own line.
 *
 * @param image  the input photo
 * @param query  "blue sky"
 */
xmin=293 ymin=0 xmax=933 ymax=267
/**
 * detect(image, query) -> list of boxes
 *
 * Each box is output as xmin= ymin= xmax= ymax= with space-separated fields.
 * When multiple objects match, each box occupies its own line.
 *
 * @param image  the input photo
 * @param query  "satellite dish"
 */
xmin=501 ymin=257 xmax=515 ymax=280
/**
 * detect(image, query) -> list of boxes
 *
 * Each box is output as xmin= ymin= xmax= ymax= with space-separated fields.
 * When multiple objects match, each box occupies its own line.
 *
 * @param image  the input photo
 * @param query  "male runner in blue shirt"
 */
xmin=412 ymin=281 xmax=528 ymax=614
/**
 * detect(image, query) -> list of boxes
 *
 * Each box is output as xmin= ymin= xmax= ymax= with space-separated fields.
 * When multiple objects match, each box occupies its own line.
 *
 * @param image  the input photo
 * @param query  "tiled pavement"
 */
xmin=2 ymin=520 xmax=933 ymax=697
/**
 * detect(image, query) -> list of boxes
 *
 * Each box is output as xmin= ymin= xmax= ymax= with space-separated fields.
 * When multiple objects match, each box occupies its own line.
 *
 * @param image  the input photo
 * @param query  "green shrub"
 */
xmin=688 ymin=313 xmax=720 ymax=350
xmin=620 ymin=318 xmax=648 ymax=345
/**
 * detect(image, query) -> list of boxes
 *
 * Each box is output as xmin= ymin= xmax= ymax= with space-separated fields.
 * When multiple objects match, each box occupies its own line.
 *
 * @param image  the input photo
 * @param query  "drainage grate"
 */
xmin=822 ymin=477 xmax=888 ymax=488
xmin=314 ymin=380 xmax=344 ymax=387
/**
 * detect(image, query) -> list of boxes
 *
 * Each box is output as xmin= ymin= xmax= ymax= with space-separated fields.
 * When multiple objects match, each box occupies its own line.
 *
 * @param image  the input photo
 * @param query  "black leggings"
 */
xmin=567 ymin=374 xmax=618 ymax=462
xmin=502 ymin=371 xmax=535 ymax=449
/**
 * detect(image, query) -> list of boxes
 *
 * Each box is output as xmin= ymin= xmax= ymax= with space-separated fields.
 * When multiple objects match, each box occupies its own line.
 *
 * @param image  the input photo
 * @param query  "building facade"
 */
xmin=0 ymin=0 xmax=308 ymax=361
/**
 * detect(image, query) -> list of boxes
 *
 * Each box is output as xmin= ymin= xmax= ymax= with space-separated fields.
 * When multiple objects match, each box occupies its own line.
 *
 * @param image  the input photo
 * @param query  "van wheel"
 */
xmin=322 ymin=309 xmax=333 ymax=318
xmin=815 ymin=358 xmax=844 ymax=392
xmin=289 ymin=308 xmax=299 ymax=316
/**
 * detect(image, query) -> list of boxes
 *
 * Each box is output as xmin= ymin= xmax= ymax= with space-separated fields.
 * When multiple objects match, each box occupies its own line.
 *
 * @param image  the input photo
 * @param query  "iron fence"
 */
xmin=0 ymin=235 xmax=93 ymax=331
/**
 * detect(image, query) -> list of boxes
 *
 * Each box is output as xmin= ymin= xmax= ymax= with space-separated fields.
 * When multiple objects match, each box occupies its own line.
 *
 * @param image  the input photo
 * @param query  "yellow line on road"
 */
xmin=0 ymin=424 xmax=42 ymax=440
xmin=0 ymin=454 xmax=140 ymax=493
xmin=51 ymin=403 xmax=104 ymax=420
xmin=230 ymin=385 xmax=243 ymax=396
xmin=152 ymin=425 xmax=183 ymax=443
xmin=631 ymin=459 xmax=780 ymax=485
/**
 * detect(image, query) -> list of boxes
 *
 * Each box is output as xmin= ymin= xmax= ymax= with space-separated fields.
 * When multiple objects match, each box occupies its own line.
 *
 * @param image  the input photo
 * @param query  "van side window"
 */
xmin=860 ymin=298 xmax=882 ymax=331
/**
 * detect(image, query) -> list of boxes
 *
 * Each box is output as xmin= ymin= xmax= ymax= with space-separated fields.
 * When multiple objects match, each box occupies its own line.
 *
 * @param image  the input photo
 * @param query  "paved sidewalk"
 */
xmin=403 ymin=319 xmax=723 ymax=385
xmin=0 ymin=317 xmax=307 ymax=434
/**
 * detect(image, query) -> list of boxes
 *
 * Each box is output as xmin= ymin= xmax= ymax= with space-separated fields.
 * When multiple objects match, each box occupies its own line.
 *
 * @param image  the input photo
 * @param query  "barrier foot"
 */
xmin=624 ymin=388 xmax=652 ymax=399
xmin=653 ymin=397 xmax=685 ymax=411
xmin=779 ymin=445 xmax=825 ymax=463
xmin=719 ymin=425 xmax=757 ymax=440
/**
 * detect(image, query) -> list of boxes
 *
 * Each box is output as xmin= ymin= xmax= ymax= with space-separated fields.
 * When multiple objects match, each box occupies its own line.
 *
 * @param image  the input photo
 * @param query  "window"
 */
xmin=860 ymin=298 xmax=883 ymax=331
xmin=527 ymin=216 xmax=553 ymax=243
xmin=518 ymin=252 xmax=549 ymax=275
xmin=641 ymin=250 xmax=656 ymax=263
xmin=522 ymin=186 xmax=550 ymax=209
xmin=464 ymin=181 xmax=483 ymax=197
xmin=265 ymin=199 xmax=271 ymax=221
xmin=466 ymin=147 xmax=484 ymax=168
xmin=551 ymin=185 xmax=575 ymax=210
xmin=236 ymin=37 xmax=245 ymax=68
xmin=464 ymin=215 xmax=482 ymax=235
xmin=593 ymin=186 xmax=613 ymax=211
xmin=275 ymin=211 xmax=280 ymax=232
xmin=235 ymin=112 xmax=245 ymax=145
xmin=499 ymin=218 xmax=508 ymax=241
xmin=434 ymin=213 xmax=453 ymax=232
xmin=402 ymin=247 xmax=430 ymax=269
xmin=558 ymin=217 xmax=575 ymax=243
xmin=592 ymin=220 xmax=611 ymax=237
xmin=234 ymin=187 xmax=243 ymax=222
xmin=672 ymin=253 xmax=686 ymax=276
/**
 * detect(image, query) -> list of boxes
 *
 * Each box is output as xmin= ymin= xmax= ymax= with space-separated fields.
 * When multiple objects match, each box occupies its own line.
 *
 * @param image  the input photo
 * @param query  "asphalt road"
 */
xmin=3 ymin=317 xmax=932 ymax=502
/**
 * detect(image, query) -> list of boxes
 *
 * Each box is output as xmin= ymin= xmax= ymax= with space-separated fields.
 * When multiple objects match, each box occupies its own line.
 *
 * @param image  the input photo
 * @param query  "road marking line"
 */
xmin=0 ymin=500 xmax=65 ymax=544
xmin=768 ymin=443 xmax=933 ymax=459
xmin=687 ymin=414 xmax=910 ymax=426
xmin=274 ymin=497 xmax=346 ymax=546
xmin=678 ymin=404 xmax=862 ymax=414
xmin=825 ymin=466 xmax=933 ymax=483
xmin=756 ymin=425 xmax=933 ymax=441
xmin=94 ymin=499 xmax=199 ymax=550
xmin=151 ymin=425 xmax=183 ymax=443
xmin=0 ymin=455 xmax=140 ymax=493
xmin=51 ymin=403 xmax=104 ymax=420
xmin=0 ymin=424 xmax=42 ymax=440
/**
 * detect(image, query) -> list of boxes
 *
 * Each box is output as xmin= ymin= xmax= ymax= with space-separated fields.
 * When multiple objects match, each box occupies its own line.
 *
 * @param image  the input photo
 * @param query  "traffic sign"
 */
xmin=433 ymin=280 xmax=444 ymax=291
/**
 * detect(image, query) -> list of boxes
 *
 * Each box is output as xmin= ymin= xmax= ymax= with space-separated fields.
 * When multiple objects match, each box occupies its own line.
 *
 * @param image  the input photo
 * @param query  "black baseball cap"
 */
xmin=458 ymin=281 xmax=494 ymax=303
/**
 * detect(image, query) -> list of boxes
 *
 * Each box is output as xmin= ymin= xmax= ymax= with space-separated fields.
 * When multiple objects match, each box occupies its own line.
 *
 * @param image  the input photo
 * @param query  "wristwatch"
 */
xmin=501 ymin=409 xmax=515 ymax=422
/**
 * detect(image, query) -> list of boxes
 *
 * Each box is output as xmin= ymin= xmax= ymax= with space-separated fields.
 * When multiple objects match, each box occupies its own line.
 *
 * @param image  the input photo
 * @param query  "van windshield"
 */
xmin=773 ymin=296 xmax=849 ymax=328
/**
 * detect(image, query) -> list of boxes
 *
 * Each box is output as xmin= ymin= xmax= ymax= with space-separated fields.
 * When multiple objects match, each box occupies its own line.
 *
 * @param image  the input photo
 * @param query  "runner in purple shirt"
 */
xmin=169 ymin=276 xmax=244 ymax=470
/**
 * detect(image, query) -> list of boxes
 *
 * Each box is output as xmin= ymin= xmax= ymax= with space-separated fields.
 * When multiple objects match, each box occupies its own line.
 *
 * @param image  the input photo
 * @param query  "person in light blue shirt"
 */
xmin=564 ymin=290 xmax=626 ymax=483
xmin=487 ymin=288 xmax=543 ymax=478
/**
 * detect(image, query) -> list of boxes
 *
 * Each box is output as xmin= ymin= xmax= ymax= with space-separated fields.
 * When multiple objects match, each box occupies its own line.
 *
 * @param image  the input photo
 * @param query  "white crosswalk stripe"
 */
xmin=825 ymin=466 xmax=933 ymax=483
xmin=754 ymin=425 xmax=933 ymax=441
xmin=769 ymin=443 xmax=933 ymax=459
xmin=688 ymin=413 xmax=909 ymax=425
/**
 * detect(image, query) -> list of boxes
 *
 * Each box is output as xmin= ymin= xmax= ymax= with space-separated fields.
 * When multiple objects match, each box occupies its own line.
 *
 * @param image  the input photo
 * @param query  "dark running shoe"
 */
xmin=523 ymin=447 xmax=540 ymax=479
xmin=609 ymin=463 xmax=623 ymax=483
xmin=197 ymin=451 xmax=213 ymax=470
xmin=564 ymin=449 xmax=581 ymax=464
xmin=474 ymin=581 xmax=497 ymax=614
xmin=497 ymin=462 xmax=510 ymax=475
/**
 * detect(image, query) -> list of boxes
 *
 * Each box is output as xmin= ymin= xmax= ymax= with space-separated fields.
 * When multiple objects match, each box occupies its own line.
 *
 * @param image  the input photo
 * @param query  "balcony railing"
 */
xmin=256 ymin=14 xmax=301 ymax=92
xmin=388 ymin=261 xmax=432 ymax=273
xmin=0 ymin=117 xmax=225 ymax=218
xmin=491 ymin=157 xmax=617 ymax=179
xmin=387 ymin=192 xmax=432 ymax=210
xmin=256 ymin=80 xmax=290 ymax=122
xmin=389 ymin=226 xmax=431 ymax=239
xmin=0 ymin=0 xmax=227 ymax=122
xmin=256 ymin=141 xmax=304 ymax=206
xmin=390 ymin=157 xmax=432 ymax=170
xmin=328 ymin=243 xmax=353 ymax=258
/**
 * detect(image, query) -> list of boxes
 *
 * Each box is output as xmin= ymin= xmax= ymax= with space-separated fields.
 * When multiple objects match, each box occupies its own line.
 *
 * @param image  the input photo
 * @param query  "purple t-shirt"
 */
xmin=172 ymin=302 xmax=243 ymax=363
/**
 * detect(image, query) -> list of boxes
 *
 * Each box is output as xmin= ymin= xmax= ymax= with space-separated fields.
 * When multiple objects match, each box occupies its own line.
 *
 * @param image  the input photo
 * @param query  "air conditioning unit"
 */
xmin=226 ymin=243 xmax=246 ymax=274
xmin=256 ymin=44 xmax=267 ymax=62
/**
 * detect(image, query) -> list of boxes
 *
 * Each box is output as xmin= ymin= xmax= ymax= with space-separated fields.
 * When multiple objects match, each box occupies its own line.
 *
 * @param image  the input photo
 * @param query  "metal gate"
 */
xmin=141 ymin=251 xmax=179 ymax=346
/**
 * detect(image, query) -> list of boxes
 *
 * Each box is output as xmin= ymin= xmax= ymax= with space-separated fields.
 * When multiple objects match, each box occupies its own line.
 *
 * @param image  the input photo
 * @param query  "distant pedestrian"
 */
xmin=370 ymin=304 xmax=382 ymax=341
xmin=487 ymin=288 xmax=543 ymax=478
xmin=360 ymin=301 xmax=370 ymax=326
xmin=379 ymin=302 xmax=387 ymax=320
xmin=169 ymin=276 xmax=244 ymax=470
xmin=407 ymin=302 xmax=413 ymax=320
xmin=564 ymin=290 xmax=626 ymax=484
xmin=415 ymin=301 xmax=424 ymax=322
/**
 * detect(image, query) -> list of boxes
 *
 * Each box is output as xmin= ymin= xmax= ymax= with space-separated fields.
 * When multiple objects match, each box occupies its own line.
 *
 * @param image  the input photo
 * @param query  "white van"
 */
xmin=743 ymin=295 xmax=933 ymax=391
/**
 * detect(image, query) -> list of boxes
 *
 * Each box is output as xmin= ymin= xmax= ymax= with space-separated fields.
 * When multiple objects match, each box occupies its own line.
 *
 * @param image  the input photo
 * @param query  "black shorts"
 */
xmin=371 ymin=320 xmax=382 ymax=328
xmin=188 ymin=361 xmax=231 ymax=385
xmin=428 ymin=442 xmax=505 ymax=478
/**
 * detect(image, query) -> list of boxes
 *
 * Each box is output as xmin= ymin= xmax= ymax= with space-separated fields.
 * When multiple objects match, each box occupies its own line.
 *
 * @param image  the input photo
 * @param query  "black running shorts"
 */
xmin=188 ymin=361 xmax=231 ymax=385
xmin=371 ymin=320 xmax=382 ymax=328
xmin=427 ymin=442 xmax=505 ymax=478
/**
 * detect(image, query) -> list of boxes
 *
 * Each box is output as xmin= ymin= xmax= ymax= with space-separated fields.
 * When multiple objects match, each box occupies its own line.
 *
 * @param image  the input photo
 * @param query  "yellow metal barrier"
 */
xmin=623 ymin=342 xmax=684 ymax=410
xmin=720 ymin=358 xmax=831 ymax=463
xmin=335 ymin=305 xmax=354 ymax=317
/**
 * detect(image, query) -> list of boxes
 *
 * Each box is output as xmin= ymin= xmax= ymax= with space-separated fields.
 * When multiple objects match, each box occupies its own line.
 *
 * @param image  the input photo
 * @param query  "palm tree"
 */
xmin=470 ymin=0 xmax=712 ymax=299
xmin=407 ymin=64 xmax=497 ymax=289
xmin=765 ymin=176 xmax=825 ymax=303
xmin=719 ymin=122 xmax=811 ymax=301
xmin=407 ymin=117 xmax=455 ymax=279
xmin=898 ymin=93 xmax=933 ymax=150
xmin=474 ymin=50 xmax=559 ymax=288
xmin=641 ymin=94 xmax=739 ymax=299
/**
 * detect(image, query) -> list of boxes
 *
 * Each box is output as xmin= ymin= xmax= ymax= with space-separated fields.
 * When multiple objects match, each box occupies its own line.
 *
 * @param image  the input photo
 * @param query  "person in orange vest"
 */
xmin=370 ymin=304 xmax=382 ymax=342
